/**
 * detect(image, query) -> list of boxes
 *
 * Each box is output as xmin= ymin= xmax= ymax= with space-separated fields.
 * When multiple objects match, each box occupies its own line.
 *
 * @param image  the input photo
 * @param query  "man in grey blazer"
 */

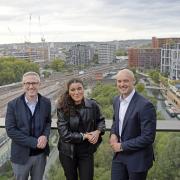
xmin=5 ymin=72 xmax=51 ymax=180
xmin=110 ymin=69 xmax=156 ymax=180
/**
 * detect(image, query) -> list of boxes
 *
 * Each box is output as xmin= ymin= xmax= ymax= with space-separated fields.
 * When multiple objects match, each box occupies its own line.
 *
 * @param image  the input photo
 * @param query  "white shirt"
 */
xmin=25 ymin=96 xmax=38 ymax=115
xmin=119 ymin=89 xmax=135 ymax=136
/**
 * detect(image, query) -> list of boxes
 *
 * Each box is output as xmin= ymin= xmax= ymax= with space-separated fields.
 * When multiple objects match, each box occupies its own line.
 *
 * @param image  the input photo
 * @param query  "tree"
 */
xmin=50 ymin=59 xmax=65 ymax=72
xmin=115 ymin=49 xmax=127 ymax=56
xmin=149 ymin=70 xmax=160 ymax=84
xmin=41 ymin=71 xmax=51 ymax=78
xmin=93 ymin=53 xmax=99 ymax=64
xmin=0 ymin=57 xmax=39 ymax=85
xmin=148 ymin=133 xmax=180 ymax=180
xmin=136 ymin=83 xmax=145 ymax=93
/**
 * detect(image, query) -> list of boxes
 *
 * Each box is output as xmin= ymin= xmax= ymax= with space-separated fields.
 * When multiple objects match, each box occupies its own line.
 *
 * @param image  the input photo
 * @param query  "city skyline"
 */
xmin=0 ymin=0 xmax=180 ymax=44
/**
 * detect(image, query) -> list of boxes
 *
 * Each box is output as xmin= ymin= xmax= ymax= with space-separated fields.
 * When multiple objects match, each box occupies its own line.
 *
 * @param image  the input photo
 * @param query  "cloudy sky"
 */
xmin=0 ymin=0 xmax=180 ymax=44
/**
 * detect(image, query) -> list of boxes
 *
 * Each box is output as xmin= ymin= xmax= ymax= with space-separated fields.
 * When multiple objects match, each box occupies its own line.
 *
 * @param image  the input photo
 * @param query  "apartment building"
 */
xmin=128 ymin=48 xmax=138 ymax=67
xmin=128 ymin=37 xmax=180 ymax=79
xmin=152 ymin=37 xmax=180 ymax=48
xmin=161 ymin=43 xmax=180 ymax=79
xmin=66 ymin=44 xmax=94 ymax=66
xmin=1 ymin=42 xmax=50 ymax=63
xmin=128 ymin=48 xmax=161 ymax=70
xmin=98 ymin=43 xmax=116 ymax=64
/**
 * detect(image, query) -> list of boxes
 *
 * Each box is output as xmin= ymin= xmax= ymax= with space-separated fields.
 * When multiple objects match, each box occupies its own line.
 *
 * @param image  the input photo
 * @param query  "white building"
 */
xmin=66 ymin=44 xmax=94 ymax=66
xmin=98 ymin=43 xmax=116 ymax=64
xmin=161 ymin=43 xmax=180 ymax=80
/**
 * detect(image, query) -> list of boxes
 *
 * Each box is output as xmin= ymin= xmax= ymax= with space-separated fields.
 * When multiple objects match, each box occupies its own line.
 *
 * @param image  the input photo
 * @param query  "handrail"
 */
xmin=1 ymin=118 xmax=180 ymax=132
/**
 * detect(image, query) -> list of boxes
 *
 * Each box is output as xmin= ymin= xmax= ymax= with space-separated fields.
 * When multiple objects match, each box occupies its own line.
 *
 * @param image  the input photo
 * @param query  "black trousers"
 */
xmin=59 ymin=143 xmax=94 ymax=180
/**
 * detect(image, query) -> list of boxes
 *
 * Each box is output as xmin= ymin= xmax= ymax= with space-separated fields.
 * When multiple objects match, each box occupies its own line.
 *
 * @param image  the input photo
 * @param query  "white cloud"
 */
xmin=0 ymin=0 xmax=180 ymax=43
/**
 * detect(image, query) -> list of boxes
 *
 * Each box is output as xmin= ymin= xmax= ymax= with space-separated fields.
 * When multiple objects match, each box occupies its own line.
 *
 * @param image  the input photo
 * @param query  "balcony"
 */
xmin=0 ymin=118 xmax=179 ymax=180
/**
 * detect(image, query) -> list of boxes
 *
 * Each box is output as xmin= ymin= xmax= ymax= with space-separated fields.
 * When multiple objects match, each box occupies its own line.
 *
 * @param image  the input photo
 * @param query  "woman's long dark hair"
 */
xmin=57 ymin=78 xmax=84 ymax=114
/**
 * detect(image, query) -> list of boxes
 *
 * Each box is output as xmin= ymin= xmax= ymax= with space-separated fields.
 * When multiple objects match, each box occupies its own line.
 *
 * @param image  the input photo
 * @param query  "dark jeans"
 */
xmin=59 ymin=142 xmax=94 ymax=180
xmin=111 ymin=160 xmax=148 ymax=180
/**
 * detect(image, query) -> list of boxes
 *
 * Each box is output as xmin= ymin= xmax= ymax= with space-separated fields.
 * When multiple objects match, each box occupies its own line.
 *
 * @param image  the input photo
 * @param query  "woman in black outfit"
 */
xmin=57 ymin=78 xmax=105 ymax=180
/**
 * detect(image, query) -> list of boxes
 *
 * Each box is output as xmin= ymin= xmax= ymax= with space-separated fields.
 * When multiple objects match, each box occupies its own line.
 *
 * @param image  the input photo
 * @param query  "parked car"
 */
xmin=166 ymin=108 xmax=176 ymax=118
xmin=177 ymin=114 xmax=180 ymax=120
xmin=164 ymin=100 xmax=172 ymax=107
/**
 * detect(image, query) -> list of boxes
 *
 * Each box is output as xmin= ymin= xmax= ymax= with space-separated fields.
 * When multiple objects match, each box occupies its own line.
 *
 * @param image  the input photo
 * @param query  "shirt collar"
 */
xmin=25 ymin=96 xmax=38 ymax=104
xmin=120 ymin=89 xmax=135 ymax=103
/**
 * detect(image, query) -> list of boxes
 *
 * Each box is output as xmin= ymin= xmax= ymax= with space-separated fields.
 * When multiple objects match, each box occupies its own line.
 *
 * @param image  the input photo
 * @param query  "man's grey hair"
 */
xmin=22 ymin=71 xmax=40 ymax=82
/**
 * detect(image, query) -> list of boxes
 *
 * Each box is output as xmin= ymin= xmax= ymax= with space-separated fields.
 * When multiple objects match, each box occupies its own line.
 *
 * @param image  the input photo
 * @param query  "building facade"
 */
xmin=161 ymin=43 xmax=180 ymax=79
xmin=1 ymin=42 xmax=50 ymax=64
xmin=98 ymin=43 xmax=116 ymax=64
xmin=152 ymin=37 xmax=180 ymax=48
xmin=128 ymin=48 xmax=161 ymax=70
xmin=66 ymin=44 xmax=94 ymax=66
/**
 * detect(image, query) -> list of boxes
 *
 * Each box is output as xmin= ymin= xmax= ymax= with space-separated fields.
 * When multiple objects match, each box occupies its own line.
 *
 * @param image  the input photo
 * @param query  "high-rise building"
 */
xmin=98 ymin=43 xmax=116 ymax=64
xmin=161 ymin=43 xmax=180 ymax=79
xmin=171 ymin=48 xmax=180 ymax=80
xmin=66 ymin=44 xmax=94 ymax=66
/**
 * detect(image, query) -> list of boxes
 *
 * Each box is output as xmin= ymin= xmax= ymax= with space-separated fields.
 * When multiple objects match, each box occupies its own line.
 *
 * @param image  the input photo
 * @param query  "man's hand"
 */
xmin=111 ymin=142 xmax=122 ymax=152
xmin=109 ymin=134 xmax=122 ymax=152
xmin=109 ymin=134 xmax=118 ymax=145
xmin=37 ymin=135 xmax=47 ymax=149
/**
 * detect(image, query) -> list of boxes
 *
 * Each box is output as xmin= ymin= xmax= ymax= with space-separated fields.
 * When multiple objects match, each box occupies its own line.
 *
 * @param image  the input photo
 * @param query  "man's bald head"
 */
xmin=115 ymin=69 xmax=135 ymax=98
xmin=116 ymin=69 xmax=135 ymax=81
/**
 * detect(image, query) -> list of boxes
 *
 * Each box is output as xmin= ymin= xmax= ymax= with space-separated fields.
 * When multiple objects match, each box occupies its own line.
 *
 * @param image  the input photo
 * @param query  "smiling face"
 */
xmin=116 ymin=69 xmax=135 ymax=98
xmin=23 ymin=74 xmax=40 ymax=100
xmin=68 ymin=82 xmax=84 ymax=105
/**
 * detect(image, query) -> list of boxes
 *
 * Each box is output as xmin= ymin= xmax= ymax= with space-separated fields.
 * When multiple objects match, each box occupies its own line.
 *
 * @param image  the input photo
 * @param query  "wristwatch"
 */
xmin=80 ymin=133 xmax=85 ymax=141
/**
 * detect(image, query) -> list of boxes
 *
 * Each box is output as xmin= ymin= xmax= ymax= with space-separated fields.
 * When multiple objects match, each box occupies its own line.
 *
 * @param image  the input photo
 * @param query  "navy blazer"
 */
xmin=5 ymin=94 xmax=51 ymax=165
xmin=111 ymin=91 xmax=156 ymax=172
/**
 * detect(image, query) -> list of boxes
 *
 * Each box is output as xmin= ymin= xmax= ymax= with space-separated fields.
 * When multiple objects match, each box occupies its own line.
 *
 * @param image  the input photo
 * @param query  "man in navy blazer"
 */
xmin=110 ymin=69 xmax=156 ymax=180
xmin=5 ymin=72 xmax=51 ymax=180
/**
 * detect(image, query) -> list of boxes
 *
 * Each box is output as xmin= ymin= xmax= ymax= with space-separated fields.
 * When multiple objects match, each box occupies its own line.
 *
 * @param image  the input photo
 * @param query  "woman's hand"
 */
xmin=85 ymin=130 xmax=101 ymax=144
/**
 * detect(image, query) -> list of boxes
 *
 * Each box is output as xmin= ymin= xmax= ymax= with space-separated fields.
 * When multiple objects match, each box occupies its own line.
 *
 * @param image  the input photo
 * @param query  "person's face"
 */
xmin=68 ymin=82 xmax=84 ymax=104
xmin=23 ymin=75 xmax=40 ymax=99
xmin=116 ymin=71 xmax=135 ymax=98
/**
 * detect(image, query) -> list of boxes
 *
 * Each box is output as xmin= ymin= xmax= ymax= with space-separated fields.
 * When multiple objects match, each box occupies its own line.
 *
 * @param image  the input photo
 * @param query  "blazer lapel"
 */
xmin=121 ymin=92 xmax=137 ymax=135
xmin=114 ymin=96 xmax=120 ymax=135
xmin=39 ymin=98 xmax=44 ymax=130
xmin=21 ymin=104 xmax=30 ymax=129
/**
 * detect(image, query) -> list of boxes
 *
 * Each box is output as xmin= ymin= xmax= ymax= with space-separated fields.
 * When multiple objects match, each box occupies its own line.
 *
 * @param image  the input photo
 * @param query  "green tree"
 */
xmin=93 ymin=53 xmax=99 ymax=64
xmin=115 ymin=49 xmax=127 ymax=56
xmin=149 ymin=70 xmax=160 ymax=84
xmin=91 ymin=83 xmax=117 ymax=118
xmin=0 ymin=57 xmax=39 ymax=85
xmin=50 ymin=59 xmax=65 ymax=72
xmin=148 ymin=133 xmax=180 ymax=180
xmin=42 ymin=71 xmax=51 ymax=78
xmin=136 ymin=83 xmax=145 ymax=93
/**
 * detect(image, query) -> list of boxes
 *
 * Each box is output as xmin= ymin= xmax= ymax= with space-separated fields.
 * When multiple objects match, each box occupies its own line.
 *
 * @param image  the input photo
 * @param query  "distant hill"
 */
xmin=0 ymin=39 xmax=151 ymax=50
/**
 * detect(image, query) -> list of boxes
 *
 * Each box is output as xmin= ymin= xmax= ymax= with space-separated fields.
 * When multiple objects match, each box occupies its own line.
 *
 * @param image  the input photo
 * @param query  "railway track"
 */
xmin=0 ymin=64 xmax=121 ymax=118
xmin=0 ymin=80 xmax=63 ymax=118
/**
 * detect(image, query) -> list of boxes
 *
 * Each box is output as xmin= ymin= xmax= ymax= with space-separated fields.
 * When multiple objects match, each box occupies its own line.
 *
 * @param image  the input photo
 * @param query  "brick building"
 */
xmin=128 ymin=48 xmax=161 ymax=70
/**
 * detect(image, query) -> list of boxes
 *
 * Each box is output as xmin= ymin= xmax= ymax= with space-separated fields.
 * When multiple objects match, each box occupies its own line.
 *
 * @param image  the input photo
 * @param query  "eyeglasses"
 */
xmin=23 ymin=82 xmax=39 ymax=86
